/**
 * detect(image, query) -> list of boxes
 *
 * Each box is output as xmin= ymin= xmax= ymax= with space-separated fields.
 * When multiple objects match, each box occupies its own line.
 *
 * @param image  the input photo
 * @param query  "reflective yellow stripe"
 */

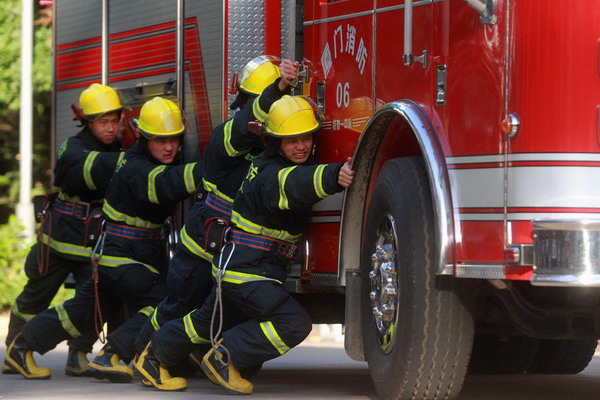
xmin=277 ymin=166 xmax=298 ymax=210
xmin=183 ymin=312 xmax=210 ymax=344
xmin=313 ymin=164 xmax=329 ymax=199
xmin=148 ymin=165 xmax=167 ymax=204
xmin=223 ymin=120 xmax=250 ymax=157
xmin=97 ymin=254 xmax=160 ymax=274
xmin=211 ymin=264 xmax=282 ymax=285
xmin=150 ymin=308 xmax=160 ymax=330
xmin=202 ymin=178 xmax=234 ymax=203
xmin=252 ymin=94 xmax=268 ymax=122
xmin=138 ymin=306 xmax=155 ymax=317
xmin=57 ymin=191 xmax=102 ymax=204
xmin=180 ymin=226 xmax=213 ymax=262
xmin=83 ymin=151 xmax=100 ymax=190
xmin=231 ymin=210 xmax=301 ymax=243
xmin=184 ymin=163 xmax=197 ymax=194
xmin=55 ymin=303 xmax=81 ymax=338
xmin=12 ymin=301 xmax=35 ymax=322
xmin=259 ymin=321 xmax=290 ymax=355
xmin=103 ymin=201 xmax=163 ymax=229
xmin=41 ymin=233 xmax=92 ymax=258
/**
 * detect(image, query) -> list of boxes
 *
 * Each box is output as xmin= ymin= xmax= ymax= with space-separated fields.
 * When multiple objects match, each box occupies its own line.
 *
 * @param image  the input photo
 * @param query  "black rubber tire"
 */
xmin=468 ymin=334 xmax=540 ymax=374
xmin=528 ymin=339 xmax=597 ymax=374
xmin=362 ymin=157 xmax=474 ymax=400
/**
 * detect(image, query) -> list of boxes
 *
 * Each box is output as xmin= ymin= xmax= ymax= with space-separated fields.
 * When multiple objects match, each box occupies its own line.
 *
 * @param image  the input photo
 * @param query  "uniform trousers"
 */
xmin=153 ymin=276 xmax=312 ymax=370
xmin=21 ymin=262 xmax=167 ymax=363
xmin=134 ymin=248 xmax=213 ymax=353
xmin=7 ymin=244 xmax=97 ymax=352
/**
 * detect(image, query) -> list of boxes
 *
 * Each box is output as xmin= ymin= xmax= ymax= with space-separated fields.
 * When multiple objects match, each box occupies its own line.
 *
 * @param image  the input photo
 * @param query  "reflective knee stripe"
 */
xmin=138 ymin=306 xmax=155 ymax=317
xmin=259 ymin=321 xmax=290 ymax=355
xmin=211 ymin=265 xmax=282 ymax=285
xmin=12 ymin=301 xmax=35 ymax=322
xmin=184 ymin=163 xmax=197 ymax=194
xmin=148 ymin=165 xmax=167 ymax=204
xmin=103 ymin=201 xmax=163 ymax=229
xmin=83 ymin=151 xmax=100 ymax=190
xmin=202 ymin=178 xmax=235 ymax=204
xmin=183 ymin=312 xmax=210 ymax=344
xmin=252 ymin=94 xmax=268 ymax=122
xmin=277 ymin=166 xmax=298 ymax=210
xmin=55 ymin=303 xmax=81 ymax=338
xmin=180 ymin=226 xmax=213 ymax=262
xmin=41 ymin=233 xmax=92 ymax=258
xmin=313 ymin=164 xmax=329 ymax=199
xmin=150 ymin=308 xmax=160 ymax=330
xmin=97 ymin=254 xmax=159 ymax=274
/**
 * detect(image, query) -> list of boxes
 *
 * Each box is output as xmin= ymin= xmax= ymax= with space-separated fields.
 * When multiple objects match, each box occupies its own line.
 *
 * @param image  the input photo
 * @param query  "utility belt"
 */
xmin=104 ymin=221 xmax=165 ymax=240
xmin=204 ymin=216 xmax=299 ymax=260
xmin=230 ymin=229 xmax=299 ymax=260
xmin=53 ymin=198 xmax=101 ymax=219
xmin=205 ymin=192 xmax=233 ymax=215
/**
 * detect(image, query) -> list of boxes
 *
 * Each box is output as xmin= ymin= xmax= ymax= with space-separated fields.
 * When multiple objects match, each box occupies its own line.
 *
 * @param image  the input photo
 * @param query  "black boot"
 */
xmin=87 ymin=343 xmax=133 ymax=383
xmin=5 ymin=333 xmax=51 ymax=380
xmin=64 ymin=347 xmax=90 ymax=377
xmin=133 ymin=343 xmax=187 ymax=391
xmin=200 ymin=341 xmax=253 ymax=394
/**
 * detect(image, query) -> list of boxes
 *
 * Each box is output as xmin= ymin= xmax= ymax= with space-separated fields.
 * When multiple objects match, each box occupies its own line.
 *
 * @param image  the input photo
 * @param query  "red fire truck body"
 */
xmin=52 ymin=1 xmax=600 ymax=399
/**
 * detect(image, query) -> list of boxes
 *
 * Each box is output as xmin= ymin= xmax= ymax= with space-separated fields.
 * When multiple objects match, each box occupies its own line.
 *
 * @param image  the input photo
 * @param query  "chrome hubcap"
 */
xmin=368 ymin=213 xmax=399 ymax=352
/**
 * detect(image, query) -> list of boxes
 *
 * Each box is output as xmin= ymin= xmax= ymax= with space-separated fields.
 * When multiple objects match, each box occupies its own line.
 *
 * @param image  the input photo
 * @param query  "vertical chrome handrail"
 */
xmin=176 ymin=0 xmax=185 ymax=109
xmin=101 ymin=0 xmax=109 ymax=84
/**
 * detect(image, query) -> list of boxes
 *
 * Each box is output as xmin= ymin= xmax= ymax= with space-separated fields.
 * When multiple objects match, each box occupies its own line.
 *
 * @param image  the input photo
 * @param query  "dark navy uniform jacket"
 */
xmin=43 ymin=127 xmax=123 ymax=261
xmin=221 ymin=151 xmax=344 ymax=284
xmin=180 ymin=80 xmax=290 ymax=267
xmin=100 ymin=141 xmax=203 ymax=275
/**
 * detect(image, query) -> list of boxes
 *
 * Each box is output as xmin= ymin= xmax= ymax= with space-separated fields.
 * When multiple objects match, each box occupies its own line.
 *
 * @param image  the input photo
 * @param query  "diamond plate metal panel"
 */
xmin=228 ymin=1 xmax=265 ymax=117
xmin=280 ymin=1 xmax=295 ymax=61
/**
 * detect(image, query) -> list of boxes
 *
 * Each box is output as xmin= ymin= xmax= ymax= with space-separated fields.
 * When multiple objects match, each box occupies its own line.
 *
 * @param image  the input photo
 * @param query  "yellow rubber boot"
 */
xmin=65 ymin=348 xmax=90 ymax=377
xmin=201 ymin=343 xmax=253 ymax=395
xmin=87 ymin=344 xmax=133 ymax=383
xmin=2 ymin=361 xmax=18 ymax=375
xmin=133 ymin=343 xmax=187 ymax=391
xmin=5 ymin=334 xmax=51 ymax=380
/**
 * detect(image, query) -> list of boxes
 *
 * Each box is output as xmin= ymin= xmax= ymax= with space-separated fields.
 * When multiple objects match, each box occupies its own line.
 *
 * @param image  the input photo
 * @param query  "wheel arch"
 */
xmin=340 ymin=99 xmax=455 ymax=361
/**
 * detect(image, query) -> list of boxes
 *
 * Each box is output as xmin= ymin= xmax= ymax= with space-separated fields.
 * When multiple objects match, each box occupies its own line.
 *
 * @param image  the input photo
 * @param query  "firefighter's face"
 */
xmin=280 ymin=134 xmax=313 ymax=164
xmin=148 ymin=136 xmax=180 ymax=164
xmin=89 ymin=112 xmax=120 ymax=145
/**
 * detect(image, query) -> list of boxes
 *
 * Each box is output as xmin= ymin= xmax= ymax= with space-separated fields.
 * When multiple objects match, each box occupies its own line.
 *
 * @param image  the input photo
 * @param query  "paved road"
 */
xmin=2 ymin=335 xmax=600 ymax=399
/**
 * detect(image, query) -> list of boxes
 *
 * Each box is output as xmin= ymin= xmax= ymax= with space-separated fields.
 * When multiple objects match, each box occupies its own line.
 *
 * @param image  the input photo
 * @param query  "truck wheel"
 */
xmin=527 ymin=339 xmax=597 ymax=374
xmin=362 ymin=157 xmax=474 ymax=400
xmin=468 ymin=334 xmax=539 ymax=374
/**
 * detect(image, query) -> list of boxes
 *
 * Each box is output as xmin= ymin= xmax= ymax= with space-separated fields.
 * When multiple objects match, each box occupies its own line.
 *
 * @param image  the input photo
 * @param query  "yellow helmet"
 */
xmin=137 ymin=97 xmax=185 ymax=138
xmin=264 ymin=95 xmax=320 ymax=138
xmin=238 ymin=56 xmax=281 ymax=96
xmin=79 ymin=83 xmax=123 ymax=119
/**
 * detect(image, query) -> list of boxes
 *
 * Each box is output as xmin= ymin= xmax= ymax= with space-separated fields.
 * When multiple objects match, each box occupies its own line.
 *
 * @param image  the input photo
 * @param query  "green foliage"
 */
xmin=0 ymin=215 xmax=76 ymax=311
xmin=0 ymin=1 xmax=52 ymax=223
xmin=0 ymin=0 xmax=51 ymax=114
xmin=0 ymin=215 xmax=29 ymax=308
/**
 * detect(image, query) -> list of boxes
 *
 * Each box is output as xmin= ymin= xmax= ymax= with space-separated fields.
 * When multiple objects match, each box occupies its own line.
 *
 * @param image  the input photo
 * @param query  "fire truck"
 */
xmin=52 ymin=1 xmax=600 ymax=399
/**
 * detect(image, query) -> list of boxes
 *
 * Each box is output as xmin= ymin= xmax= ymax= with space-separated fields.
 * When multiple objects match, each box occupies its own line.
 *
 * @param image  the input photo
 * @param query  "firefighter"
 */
xmin=134 ymin=95 xmax=354 ymax=393
xmin=133 ymin=56 xmax=298 ymax=357
xmin=2 ymin=83 xmax=124 ymax=378
xmin=4 ymin=97 xmax=203 ymax=383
